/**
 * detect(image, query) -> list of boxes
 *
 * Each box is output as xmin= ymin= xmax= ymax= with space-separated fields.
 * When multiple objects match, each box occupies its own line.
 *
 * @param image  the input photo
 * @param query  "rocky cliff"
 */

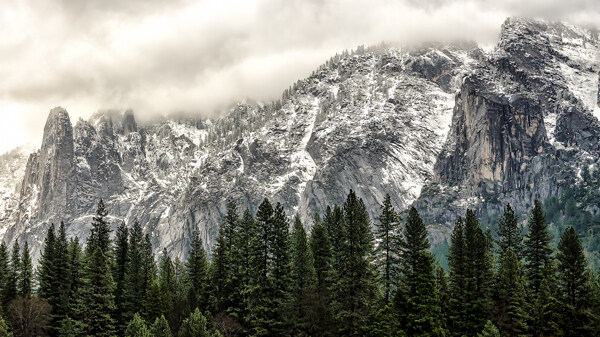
xmin=0 ymin=18 xmax=598 ymax=262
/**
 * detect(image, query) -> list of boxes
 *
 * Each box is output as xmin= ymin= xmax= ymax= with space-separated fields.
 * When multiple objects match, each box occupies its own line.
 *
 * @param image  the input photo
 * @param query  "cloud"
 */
xmin=0 ymin=0 xmax=598 ymax=153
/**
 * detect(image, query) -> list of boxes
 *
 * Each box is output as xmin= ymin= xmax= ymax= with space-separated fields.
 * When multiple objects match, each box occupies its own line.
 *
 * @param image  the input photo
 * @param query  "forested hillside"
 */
xmin=0 ymin=191 xmax=597 ymax=337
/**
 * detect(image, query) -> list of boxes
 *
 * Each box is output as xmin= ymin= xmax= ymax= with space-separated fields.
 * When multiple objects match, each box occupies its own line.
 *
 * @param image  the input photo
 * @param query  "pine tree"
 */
xmin=330 ymin=190 xmax=377 ymax=336
xmin=435 ymin=262 xmax=449 ymax=333
xmin=53 ymin=223 xmax=71 ymax=325
xmin=179 ymin=308 xmax=213 ymax=337
xmin=231 ymin=208 xmax=254 ymax=326
xmin=185 ymin=229 xmax=209 ymax=314
xmin=37 ymin=223 xmax=70 ymax=336
xmin=210 ymin=225 xmax=229 ymax=313
xmin=158 ymin=249 xmax=176 ymax=328
xmin=66 ymin=238 xmax=83 ymax=315
xmin=494 ymin=248 xmax=528 ymax=336
xmin=496 ymin=204 xmax=523 ymax=258
xmin=447 ymin=217 xmax=466 ymax=336
xmin=557 ymin=227 xmax=596 ymax=336
xmin=143 ymin=279 xmax=163 ymax=325
xmin=151 ymin=315 xmax=172 ymax=337
xmin=290 ymin=215 xmax=316 ymax=334
xmin=398 ymin=207 xmax=430 ymax=298
xmin=309 ymin=214 xmax=332 ymax=336
xmin=113 ymin=221 xmax=129 ymax=333
xmin=374 ymin=194 xmax=401 ymax=304
xmin=463 ymin=210 xmax=493 ymax=336
xmin=0 ymin=315 xmax=11 ymax=337
xmin=403 ymin=251 xmax=445 ymax=337
xmin=125 ymin=313 xmax=151 ymax=337
xmin=270 ymin=202 xmax=292 ymax=335
xmin=3 ymin=240 xmax=19 ymax=308
xmin=18 ymin=241 xmax=32 ymax=296
xmin=37 ymin=224 xmax=57 ymax=301
xmin=58 ymin=316 xmax=81 ymax=337
xmin=122 ymin=220 xmax=147 ymax=328
xmin=532 ymin=262 xmax=563 ymax=337
xmin=76 ymin=199 xmax=117 ymax=337
xmin=477 ymin=320 xmax=500 ymax=337
xmin=0 ymin=243 xmax=8 ymax=312
xmin=523 ymin=200 xmax=553 ymax=297
xmin=248 ymin=198 xmax=275 ymax=336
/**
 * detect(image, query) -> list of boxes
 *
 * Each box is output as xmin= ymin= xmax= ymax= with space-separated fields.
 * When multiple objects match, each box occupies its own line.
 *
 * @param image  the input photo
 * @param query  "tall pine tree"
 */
xmin=290 ymin=215 xmax=316 ymax=335
xmin=374 ymin=194 xmax=401 ymax=304
xmin=330 ymin=190 xmax=377 ymax=336
xmin=18 ymin=241 xmax=32 ymax=296
xmin=523 ymin=200 xmax=553 ymax=297
xmin=76 ymin=199 xmax=117 ymax=337
xmin=557 ymin=227 xmax=596 ymax=336
xmin=496 ymin=204 xmax=523 ymax=258
xmin=185 ymin=228 xmax=209 ymax=314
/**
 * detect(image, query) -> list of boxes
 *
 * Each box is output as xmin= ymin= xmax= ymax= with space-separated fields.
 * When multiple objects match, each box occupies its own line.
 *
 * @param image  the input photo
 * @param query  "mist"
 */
xmin=0 ymin=0 xmax=599 ymax=153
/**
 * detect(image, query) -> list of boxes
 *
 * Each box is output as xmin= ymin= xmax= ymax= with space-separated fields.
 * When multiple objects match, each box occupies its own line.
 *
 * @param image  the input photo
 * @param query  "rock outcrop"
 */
xmin=0 ymin=18 xmax=598 ymax=262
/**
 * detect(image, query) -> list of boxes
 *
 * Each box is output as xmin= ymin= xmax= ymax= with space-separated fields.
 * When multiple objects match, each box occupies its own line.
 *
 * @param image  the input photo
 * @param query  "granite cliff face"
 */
xmin=0 ymin=18 xmax=599 ymax=261
xmin=417 ymin=18 xmax=600 ymax=225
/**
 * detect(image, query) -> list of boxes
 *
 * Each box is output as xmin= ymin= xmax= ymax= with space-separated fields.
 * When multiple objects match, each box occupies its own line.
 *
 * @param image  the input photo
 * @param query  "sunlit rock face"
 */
xmin=0 ymin=17 xmax=598 ymax=262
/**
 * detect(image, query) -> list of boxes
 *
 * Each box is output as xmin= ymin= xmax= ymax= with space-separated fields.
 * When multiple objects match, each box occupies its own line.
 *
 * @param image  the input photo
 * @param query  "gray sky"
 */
xmin=0 ymin=0 xmax=599 ymax=154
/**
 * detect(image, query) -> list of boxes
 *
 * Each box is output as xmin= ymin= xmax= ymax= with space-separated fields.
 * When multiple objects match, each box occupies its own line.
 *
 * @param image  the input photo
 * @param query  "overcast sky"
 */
xmin=0 ymin=0 xmax=599 ymax=154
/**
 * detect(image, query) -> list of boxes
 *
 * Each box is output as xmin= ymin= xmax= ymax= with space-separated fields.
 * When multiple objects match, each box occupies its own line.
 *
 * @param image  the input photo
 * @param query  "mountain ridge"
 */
xmin=0 ymin=17 xmax=598 ymax=263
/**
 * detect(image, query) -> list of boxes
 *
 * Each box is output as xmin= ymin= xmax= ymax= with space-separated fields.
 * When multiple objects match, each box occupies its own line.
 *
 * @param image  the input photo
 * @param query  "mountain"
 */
xmin=0 ymin=17 xmax=598 ymax=262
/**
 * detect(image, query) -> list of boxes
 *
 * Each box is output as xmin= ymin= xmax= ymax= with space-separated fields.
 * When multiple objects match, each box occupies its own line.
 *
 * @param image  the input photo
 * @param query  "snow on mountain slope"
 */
xmin=0 ymin=43 xmax=481 ymax=261
xmin=1 ymin=18 xmax=598 ymax=262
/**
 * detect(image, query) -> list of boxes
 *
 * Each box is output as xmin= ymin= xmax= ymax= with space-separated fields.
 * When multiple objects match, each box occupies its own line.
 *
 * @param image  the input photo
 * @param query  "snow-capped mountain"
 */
xmin=0 ymin=18 xmax=598 ymax=262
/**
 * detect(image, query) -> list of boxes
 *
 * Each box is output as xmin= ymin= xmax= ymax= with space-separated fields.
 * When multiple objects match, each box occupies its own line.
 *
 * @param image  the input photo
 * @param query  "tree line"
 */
xmin=0 ymin=191 xmax=598 ymax=337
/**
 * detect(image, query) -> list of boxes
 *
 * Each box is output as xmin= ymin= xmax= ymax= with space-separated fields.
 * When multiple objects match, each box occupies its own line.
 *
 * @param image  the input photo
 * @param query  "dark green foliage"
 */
xmin=463 ymin=209 xmax=493 ymax=336
xmin=18 ymin=241 xmax=31 ymax=296
xmin=0 ymin=315 xmax=11 ymax=337
xmin=3 ymin=241 xmax=19 ymax=308
xmin=447 ymin=218 xmax=466 ymax=336
xmin=122 ymin=220 xmax=147 ymax=326
xmin=58 ymin=317 xmax=81 ymax=337
xmin=435 ymin=262 xmax=449 ymax=333
xmin=494 ymin=248 xmax=528 ymax=336
xmin=37 ymin=224 xmax=57 ymax=300
xmin=37 ymin=222 xmax=71 ymax=336
xmin=308 ymin=214 xmax=332 ymax=336
xmin=76 ymin=199 xmax=117 ymax=337
xmin=496 ymin=204 xmax=523 ymax=258
xmin=158 ymin=249 xmax=176 ymax=329
xmin=230 ymin=208 xmax=254 ymax=326
xmin=402 ymin=251 xmax=445 ymax=337
xmin=329 ymin=190 xmax=377 ymax=336
xmin=399 ymin=207 xmax=430 ymax=298
xmin=290 ymin=215 xmax=316 ymax=335
xmin=210 ymin=200 xmax=238 ymax=314
xmin=366 ymin=304 xmax=404 ymax=337
xmin=524 ymin=200 xmax=553 ymax=297
xmin=178 ymin=308 xmax=212 ymax=337
xmin=151 ymin=315 xmax=172 ymax=337
xmin=247 ymin=198 xmax=275 ymax=336
xmin=0 ymin=243 xmax=8 ymax=311
xmin=125 ymin=313 xmax=151 ymax=337
xmin=185 ymin=229 xmax=209 ymax=314
xmin=113 ymin=221 xmax=129 ymax=333
xmin=374 ymin=194 xmax=401 ymax=304
xmin=557 ymin=226 xmax=597 ymax=336
xmin=477 ymin=320 xmax=500 ymax=337
xmin=270 ymin=202 xmax=291 ymax=335
xmin=531 ymin=262 xmax=563 ymax=337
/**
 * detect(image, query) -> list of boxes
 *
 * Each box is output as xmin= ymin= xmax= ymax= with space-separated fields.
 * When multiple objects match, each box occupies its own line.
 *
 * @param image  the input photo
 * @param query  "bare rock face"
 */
xmin=18 ymin=107 xmax=74 ymax=224
xmin=417 ymin=18 xmax=600 ymax=223
xmin=0 ymin=17 xmax=599 ymax=262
